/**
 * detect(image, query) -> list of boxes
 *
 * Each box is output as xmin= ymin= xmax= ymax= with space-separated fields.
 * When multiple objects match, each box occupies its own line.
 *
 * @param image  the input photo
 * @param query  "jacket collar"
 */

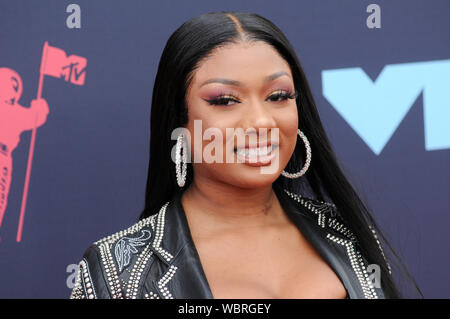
xmin=274 ymin=186 xmax=358 ymax=298
xmin=148 ymin=189 xmax=213 ymax=298
xmin=150 ymin=187 xmax=364 ymax=299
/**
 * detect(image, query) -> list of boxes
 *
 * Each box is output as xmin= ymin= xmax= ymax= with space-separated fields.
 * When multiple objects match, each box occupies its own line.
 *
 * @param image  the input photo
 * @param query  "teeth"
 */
xmin=235 ymin=145 xmax=276 ymax=157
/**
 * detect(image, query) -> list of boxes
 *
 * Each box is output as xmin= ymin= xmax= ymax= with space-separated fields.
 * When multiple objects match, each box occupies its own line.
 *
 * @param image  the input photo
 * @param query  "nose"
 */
xmin=240 ymin=98 xmax=277 ymax=140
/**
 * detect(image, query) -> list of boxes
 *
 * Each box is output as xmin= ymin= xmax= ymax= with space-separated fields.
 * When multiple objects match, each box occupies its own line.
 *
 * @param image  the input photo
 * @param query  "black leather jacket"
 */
xmin=70 ymin=186 xmax=388 ymax=299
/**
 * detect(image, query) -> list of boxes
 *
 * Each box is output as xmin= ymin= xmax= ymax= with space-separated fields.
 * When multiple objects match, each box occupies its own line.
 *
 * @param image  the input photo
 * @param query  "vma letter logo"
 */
xmin=322 ymin=59 xmax=450 ymax=155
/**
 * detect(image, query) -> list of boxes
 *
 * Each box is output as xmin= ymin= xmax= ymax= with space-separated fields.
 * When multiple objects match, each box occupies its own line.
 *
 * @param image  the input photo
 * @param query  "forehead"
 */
xmin=191 ymin=41 xmax=292 ymax=87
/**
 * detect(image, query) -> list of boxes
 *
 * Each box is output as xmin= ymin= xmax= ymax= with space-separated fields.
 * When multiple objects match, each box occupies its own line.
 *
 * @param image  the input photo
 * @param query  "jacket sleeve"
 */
xmin=70 ymin=244 xmax=112 ymax=299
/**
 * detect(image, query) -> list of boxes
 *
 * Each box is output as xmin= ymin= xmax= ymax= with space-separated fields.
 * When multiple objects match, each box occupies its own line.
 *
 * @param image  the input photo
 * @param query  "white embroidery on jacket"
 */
xmin=114 ymin=229 xmax=152 ymax=273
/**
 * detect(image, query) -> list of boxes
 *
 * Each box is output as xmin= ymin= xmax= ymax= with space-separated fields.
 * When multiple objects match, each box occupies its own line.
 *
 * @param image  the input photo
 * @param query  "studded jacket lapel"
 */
xmin=275 ymin=186 xmax=385 ymax=299
xmin=148 ymin=191 xmax=214 ymax=299
xmin=147 ymin=187 xmax=385 ymax=299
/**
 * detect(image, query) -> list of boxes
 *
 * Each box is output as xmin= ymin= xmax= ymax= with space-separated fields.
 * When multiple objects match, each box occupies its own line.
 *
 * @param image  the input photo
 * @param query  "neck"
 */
xmin=181 ymin=176 xmax=287 ymax=235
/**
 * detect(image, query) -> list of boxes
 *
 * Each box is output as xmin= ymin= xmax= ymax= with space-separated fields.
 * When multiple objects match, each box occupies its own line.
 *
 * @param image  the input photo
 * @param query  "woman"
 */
xmin=70 ymin=11 xmax=422 ymax=299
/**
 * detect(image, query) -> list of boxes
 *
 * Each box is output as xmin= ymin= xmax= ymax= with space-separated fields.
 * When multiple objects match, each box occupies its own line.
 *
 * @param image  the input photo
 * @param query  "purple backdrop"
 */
xmin=0 ymin=0 xmax=448 ymax=298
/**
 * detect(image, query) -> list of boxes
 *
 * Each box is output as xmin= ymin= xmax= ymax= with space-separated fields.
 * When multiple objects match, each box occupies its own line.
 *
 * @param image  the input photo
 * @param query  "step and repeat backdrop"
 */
xmin=0 ymin=0 xmax=449 ymax=298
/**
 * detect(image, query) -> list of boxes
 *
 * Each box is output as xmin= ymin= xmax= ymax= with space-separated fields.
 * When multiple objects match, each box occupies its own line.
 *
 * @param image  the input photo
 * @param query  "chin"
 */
xmin=224 ymin=166 xmax=281 ymax=189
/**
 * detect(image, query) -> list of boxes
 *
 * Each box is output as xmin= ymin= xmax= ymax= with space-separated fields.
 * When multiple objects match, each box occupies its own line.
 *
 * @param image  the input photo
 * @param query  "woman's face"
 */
xmin=184 ymin=41 xmax=299 ymax=189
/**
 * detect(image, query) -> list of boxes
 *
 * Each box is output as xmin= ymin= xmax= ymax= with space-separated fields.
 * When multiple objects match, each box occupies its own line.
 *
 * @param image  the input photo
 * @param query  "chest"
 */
xmin=192 ymin=225 xmax=348 ymax=299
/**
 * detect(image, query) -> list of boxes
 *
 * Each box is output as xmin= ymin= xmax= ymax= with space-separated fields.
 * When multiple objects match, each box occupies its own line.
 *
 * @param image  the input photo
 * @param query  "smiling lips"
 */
xmin=233 ymin=142 xmax=279 ymax=166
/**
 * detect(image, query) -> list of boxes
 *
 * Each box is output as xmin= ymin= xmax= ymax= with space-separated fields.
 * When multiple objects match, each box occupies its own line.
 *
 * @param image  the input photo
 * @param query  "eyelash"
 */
xmin=204 ymin=89 xmax=298 ymax=106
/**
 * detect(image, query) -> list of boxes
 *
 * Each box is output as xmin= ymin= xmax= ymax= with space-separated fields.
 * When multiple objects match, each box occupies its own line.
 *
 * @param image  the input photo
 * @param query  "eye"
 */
xmin=203 ymin=89 xmax=298 ymax=107
xmin=266 ymin=90 xmax=298 ymax=103
xmin=203 ymin=94 xmax=241 ymax=106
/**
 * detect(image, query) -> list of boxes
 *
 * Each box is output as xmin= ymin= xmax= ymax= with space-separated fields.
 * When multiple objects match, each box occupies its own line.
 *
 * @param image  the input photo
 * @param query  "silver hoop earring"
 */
xmin=175 ymin=133 xmax=187 ymax=187
xmin=281 ymin=129 xmax=311 ymax=179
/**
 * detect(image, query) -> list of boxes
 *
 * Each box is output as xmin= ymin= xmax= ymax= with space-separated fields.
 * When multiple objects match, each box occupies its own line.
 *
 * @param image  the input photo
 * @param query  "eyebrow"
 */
xmin=199 ymin=71 xmax=291 ymax=88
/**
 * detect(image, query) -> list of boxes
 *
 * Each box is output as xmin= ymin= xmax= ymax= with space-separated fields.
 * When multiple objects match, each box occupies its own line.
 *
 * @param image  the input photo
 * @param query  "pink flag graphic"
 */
xmin=41 ymin=43 xmax=87 ymax=85
xmin=14 ymin=41 xmax=87 ymax=242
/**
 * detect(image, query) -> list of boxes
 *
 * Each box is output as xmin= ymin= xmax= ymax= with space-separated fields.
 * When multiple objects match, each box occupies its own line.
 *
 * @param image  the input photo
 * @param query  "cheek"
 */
xmin=279 ymin=106 xmax=299 ymax=159
xmin=280 ymin=105 xmax=299 ymax=137
xmin=185 ymin=114 xmax=233 ymax=163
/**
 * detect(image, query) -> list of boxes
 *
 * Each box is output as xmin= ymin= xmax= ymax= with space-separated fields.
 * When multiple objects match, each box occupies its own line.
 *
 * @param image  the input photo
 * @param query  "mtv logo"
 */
xmin=322 ymin=59 xmax=450 ymax=155
xmin=61 ymin=58 xmax=87 ymax=85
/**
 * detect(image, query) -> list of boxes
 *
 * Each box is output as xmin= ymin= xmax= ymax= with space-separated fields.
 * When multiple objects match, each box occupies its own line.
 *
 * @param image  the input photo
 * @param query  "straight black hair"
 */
xmin=139 ymin=11 xmax=423 ymax=298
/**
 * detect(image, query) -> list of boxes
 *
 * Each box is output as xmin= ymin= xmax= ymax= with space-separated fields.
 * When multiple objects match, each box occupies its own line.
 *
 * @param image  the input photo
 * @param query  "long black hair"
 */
xmin=139 ymin=11 xmax=422 ymax=298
